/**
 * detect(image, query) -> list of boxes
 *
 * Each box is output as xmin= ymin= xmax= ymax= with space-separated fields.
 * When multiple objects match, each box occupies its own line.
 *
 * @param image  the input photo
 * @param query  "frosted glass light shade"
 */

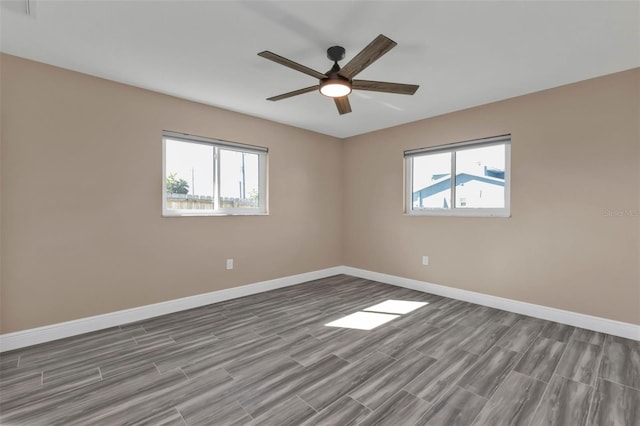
xmin=319 ymin=79 xmax=352 ymax=97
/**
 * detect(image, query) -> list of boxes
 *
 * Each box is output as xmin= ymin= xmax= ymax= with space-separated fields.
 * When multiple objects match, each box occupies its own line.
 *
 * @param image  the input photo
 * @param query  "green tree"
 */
xmin=166 ymin=172 xmax=189 ymax=194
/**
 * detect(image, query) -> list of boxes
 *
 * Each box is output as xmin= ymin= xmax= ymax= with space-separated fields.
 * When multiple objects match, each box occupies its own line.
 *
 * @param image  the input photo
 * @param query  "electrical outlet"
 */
xmin=226 ymin=259 xmax=234 ymax=270
xmin=422 ymin=256 xmax=429 ymax=266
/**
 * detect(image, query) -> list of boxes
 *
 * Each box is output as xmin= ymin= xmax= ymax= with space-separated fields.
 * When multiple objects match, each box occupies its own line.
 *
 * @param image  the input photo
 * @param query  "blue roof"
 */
xmin=413 ymin=173 xmax=504 ymax=202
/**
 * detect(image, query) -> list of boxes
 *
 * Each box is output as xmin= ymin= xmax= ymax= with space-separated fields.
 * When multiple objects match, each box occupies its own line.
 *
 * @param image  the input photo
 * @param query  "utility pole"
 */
xmin=241 ymin=154 xmax=246 ymax=199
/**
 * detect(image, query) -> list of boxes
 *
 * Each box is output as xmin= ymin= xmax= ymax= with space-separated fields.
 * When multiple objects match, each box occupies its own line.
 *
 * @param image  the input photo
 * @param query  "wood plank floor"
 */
xmin=1 ymin=275 xmax=638 ymax=425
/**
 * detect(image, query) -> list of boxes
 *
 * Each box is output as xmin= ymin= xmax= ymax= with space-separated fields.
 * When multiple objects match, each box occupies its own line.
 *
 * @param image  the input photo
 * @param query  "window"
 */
xmin=405 ymin=135 xmax=510 ymax=217
xmin=162 ymin=131 xmax=267 ymax=216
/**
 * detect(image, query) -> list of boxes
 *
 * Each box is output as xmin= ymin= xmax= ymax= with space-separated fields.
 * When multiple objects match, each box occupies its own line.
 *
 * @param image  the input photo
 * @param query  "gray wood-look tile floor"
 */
xmin=1 ymin=274 xmax=638 ymax=425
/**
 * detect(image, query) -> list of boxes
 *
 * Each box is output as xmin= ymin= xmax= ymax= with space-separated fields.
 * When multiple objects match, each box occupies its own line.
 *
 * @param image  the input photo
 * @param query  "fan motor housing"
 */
xmin=327 ymin=46 xmax=346 ymax=62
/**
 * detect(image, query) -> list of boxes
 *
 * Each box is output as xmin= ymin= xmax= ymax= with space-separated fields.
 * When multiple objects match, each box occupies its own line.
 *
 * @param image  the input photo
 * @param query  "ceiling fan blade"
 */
xmin=334 ymin=96 xmax=352 ymax=115
xmin=352 ymin=80 xmax=419 ymax=95
xmin=258 ymin=51 xmax=327 ymax=80
xmin=338 ymin=34 xmax=397 ymax=80
xmin=267 ymin=85 xmax=318 ymax=101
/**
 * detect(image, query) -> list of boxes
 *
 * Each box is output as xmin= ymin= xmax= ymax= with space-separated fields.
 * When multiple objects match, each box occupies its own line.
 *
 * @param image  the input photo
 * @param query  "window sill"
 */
xmin=163 ymin=211 xmax=269 ymax=217
xmin=405 ymin=209 xmax=510 ymax=218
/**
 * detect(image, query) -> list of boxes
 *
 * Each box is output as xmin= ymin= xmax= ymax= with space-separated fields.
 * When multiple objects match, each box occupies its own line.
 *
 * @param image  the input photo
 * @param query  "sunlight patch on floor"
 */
xmin=363 ymin=300 xmax=428 ymax=315
xmin=324 ymin=299 xmax=428 ymax=330
xmin=324 ymin=311 xmax=400 ymax=330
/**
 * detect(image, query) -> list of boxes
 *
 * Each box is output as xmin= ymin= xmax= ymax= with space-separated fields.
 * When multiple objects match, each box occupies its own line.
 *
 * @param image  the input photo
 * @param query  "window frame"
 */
xmin=404 ymin=135 xmax=511 ymax=217
xmin=162 ymin=131 xmax=268 ymax=217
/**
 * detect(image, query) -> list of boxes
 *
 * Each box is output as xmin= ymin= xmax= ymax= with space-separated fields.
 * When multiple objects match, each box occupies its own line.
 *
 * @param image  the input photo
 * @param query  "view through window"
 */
xmin=163 ymin=132 xmax=267 ymax=216
xmin=405 ymin=135 xmax=511 ymax=217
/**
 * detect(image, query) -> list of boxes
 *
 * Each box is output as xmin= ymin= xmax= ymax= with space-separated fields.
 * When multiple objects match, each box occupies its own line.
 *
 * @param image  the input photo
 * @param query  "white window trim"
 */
xmin=404 ymin=135 xmax=511 ymax=217
xmin=162 ymin=131 xmax=268 ymax=217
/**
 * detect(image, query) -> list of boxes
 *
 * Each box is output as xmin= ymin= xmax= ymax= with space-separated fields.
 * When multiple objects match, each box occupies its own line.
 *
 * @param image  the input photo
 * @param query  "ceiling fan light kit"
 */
xmin=319 ymin=77 xmax=351 ymax=97
xmin=258 ymin=34 xmax=419 ymax=115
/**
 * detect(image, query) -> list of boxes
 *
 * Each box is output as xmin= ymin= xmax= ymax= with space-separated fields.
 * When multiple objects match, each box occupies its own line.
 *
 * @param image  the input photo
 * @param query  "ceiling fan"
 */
xmin=258 ymin=34 xmax=419 ymax=115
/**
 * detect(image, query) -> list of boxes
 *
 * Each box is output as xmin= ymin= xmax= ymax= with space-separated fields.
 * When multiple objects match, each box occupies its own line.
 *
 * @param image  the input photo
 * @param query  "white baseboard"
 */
xmin=0 ymin=266 xmax=343 ymax=352
xmin=342 ymin=266 xmax=640 ymax=341
xmin=2 ymin=265 xmax=638 ymax=351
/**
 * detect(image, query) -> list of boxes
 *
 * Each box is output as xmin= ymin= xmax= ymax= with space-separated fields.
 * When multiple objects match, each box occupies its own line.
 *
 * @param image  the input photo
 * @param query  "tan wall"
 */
xmin=343 ymin=68 xmax=640 ymax=325
xmin=0 ymin=54 xmax=343 ymax=333
xmin=2 ymin=54 xmax=638 ymax=333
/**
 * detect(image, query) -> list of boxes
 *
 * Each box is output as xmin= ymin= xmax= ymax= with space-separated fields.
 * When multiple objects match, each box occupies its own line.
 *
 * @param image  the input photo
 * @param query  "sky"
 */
xmin=165 ymin=138 xmax=259 ymax=199
xmin=412 ymin=144 xmax=506 ymax=190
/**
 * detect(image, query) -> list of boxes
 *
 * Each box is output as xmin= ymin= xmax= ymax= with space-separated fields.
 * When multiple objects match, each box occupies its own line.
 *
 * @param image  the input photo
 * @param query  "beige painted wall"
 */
xmin=0 ymin=54 xmax=343 ymax=333
xmin=2 ymin=54 xmax=638 ymax=333
xmin=343 ymin=68 xmax=640 ymax=325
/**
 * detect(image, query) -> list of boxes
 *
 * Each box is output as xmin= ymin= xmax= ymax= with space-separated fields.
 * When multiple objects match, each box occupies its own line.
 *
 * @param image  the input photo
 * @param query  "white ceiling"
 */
xmin=1 ymin=0 xmax=639 ymax=138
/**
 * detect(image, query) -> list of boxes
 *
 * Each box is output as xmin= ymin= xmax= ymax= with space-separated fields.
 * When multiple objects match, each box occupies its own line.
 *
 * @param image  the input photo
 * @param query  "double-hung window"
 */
xmin=163 ymin=131 xmax=268 ymax=216
xmin=405 ymin=135 xmax=511 ymax=217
